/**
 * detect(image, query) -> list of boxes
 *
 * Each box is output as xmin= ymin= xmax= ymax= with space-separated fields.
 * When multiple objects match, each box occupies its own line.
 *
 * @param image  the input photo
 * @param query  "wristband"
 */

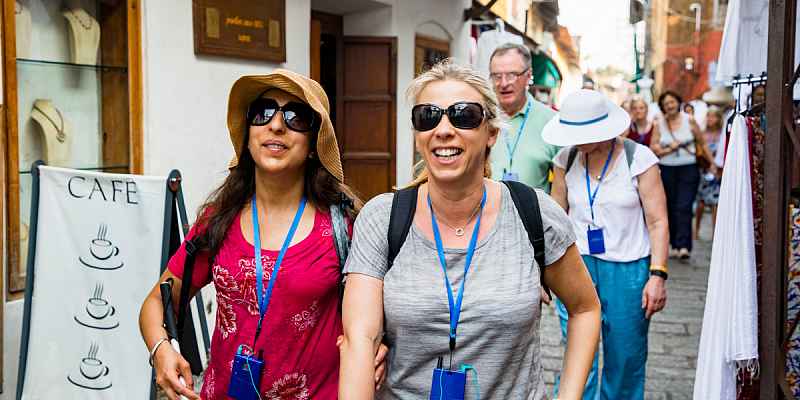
xmin=650 ymin=269 xmax=668 ymax=280
xmin=649 ymin=264 xmax=669 ymax=273
xmin=149 ymin=337 xmax=170 ymax=367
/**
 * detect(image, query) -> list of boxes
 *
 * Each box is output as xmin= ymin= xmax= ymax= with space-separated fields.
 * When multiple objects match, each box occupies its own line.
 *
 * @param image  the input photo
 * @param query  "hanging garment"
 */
xmin=694 ymin=115 xmax=759 ymax=400
xmin=716 ymin=0 xmax=800 ymax=97
xmin=786 ymin=206 xmax=800 ymax=398
xmin=474 ymin=28 xmax=524 ymax=79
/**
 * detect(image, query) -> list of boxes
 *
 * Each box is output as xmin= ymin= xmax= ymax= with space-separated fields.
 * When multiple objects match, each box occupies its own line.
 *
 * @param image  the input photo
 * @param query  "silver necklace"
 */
xmin=69 ymin=10 xmax=93 ymax=30
xmin=34 ymin=105 xmax=66 ymax=143
xmin=431 ymin=200 xmax=482 ymax=237
xmin=14 ymin=2 xmax=21 ymax=14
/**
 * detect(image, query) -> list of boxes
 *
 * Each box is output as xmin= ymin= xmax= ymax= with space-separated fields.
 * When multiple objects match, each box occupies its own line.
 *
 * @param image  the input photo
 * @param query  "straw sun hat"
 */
xmin=226 ymin=69 xmax=344 ymax=182
xmin=542 ymin=89 xmax=631 ymax=147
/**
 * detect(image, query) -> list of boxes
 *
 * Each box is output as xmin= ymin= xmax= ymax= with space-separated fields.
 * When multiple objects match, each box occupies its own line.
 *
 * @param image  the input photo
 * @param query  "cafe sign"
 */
xmin=192 ymin=0 xmax=286 ymax=62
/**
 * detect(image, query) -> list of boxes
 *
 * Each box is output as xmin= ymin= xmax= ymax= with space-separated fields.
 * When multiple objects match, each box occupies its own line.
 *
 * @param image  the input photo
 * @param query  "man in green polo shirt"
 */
xmin=489 ymin=43 xmax=560 ymax=192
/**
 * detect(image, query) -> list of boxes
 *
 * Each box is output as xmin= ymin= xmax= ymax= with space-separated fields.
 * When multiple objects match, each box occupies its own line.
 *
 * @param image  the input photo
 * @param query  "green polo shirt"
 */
xmin=491 ymin=94 xmax=560 ymax=192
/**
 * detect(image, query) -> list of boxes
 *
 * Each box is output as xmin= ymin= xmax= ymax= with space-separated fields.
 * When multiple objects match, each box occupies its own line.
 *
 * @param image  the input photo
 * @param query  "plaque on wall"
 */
xmin=192 ymin=0 xmax=286 ymax=62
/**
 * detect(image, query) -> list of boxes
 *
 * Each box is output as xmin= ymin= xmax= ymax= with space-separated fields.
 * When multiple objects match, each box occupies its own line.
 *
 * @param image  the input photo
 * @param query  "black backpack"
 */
xmin=385 ymin=180 xmax=550 ymax=295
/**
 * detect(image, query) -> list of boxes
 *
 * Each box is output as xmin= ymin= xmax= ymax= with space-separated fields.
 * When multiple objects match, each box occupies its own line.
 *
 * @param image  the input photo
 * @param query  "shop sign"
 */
xmin=192 ymin=0 xmax=286 ymax=62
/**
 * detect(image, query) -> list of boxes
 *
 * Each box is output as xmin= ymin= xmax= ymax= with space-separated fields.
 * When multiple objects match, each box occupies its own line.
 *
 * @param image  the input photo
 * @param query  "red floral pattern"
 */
xmin=290 ymin=301 xmax=320 ymax=332
xmin=264 ymin=373 xmax=310 ymax=400
xmin=212 ymin=265 xmax=238 ymax=339
xmin=167 ymin=210 xmax=343 ymax=399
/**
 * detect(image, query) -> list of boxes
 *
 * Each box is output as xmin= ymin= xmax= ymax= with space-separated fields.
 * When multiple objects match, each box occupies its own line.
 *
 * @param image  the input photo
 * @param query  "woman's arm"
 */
xmin=543 ymin=245 xmax=601 ymax=400
xmin=649 ymin=122 xmax=678 ymax=157
xmin=638 ymin=165 xmax=669 ymax=318
xmin=339 ymin=274 xmax=385 ymax=399
xmin=550 ymin=167 xmax=569 ymax=212
xmin=139 ymin=269 xmax=202 ymax=400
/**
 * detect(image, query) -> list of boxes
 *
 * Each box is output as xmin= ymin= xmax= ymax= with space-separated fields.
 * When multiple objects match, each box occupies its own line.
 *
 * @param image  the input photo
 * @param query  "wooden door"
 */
xmin=338 ymin=37 xmax=396 ymax=201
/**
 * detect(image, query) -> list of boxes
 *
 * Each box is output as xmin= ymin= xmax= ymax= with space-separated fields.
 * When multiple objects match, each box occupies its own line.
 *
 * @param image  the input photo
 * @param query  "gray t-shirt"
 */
xmin=345 ymin=184 xmax=576 ymax=399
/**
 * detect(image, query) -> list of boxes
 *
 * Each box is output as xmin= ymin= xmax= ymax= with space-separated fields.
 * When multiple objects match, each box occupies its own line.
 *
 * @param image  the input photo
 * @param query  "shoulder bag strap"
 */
xmin=565 ymin=146 xmax=579 ymax=174
xmin=176 ymin=239 xmax=197 ymax=338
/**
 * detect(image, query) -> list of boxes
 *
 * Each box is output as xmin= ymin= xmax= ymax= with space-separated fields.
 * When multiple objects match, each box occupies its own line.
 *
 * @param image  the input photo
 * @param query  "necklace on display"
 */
xmin=69 ymin=10 xmax=93 ymax=30
xmin=34 ymin=105 xmax=67 ymax=143
xmin=15 ymin=2 xmax=21 ymax=14
xmin=430 ymin=198 xmax=482 ymax=237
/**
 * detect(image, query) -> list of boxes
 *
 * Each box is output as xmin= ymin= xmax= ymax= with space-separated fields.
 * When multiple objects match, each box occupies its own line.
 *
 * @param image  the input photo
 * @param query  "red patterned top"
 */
xmin=168 ymin=209 xmax=342 ymax=399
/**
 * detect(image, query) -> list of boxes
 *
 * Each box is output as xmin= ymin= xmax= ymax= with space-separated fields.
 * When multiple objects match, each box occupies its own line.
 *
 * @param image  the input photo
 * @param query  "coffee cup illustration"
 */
xmin=79 ymin=224 xmax=124 ymax=270
xmin=75 ymin=283 xmax=119 ymax=330
xmin=79 ymin=357 xmax=109 ymax=380
xmin=86 ymin=297 xmax=115 ymax=320
xmin=67 ymin=342 xmax=113 ymax=390
xmin=89 ymin=225 xmax=119 ymax=261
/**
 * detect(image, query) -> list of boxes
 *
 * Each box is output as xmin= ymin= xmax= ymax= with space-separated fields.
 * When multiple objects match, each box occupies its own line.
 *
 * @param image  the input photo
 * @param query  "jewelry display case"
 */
xmin=2 ymin=0 xmax=142 ymax=297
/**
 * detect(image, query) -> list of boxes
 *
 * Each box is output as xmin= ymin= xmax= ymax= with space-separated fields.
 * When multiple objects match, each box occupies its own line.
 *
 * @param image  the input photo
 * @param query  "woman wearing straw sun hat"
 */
xmin=545 ymin=89 xmax=669 ymax=400
xmin=139 ymin=69 xmax=387 ymax=399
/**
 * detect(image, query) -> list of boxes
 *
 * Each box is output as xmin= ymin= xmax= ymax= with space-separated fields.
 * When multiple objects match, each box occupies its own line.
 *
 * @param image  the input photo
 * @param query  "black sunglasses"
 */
xmin=411 ymin=102 xmax=490 ymax=132
xmin=247 ymin=98 xmax=318 ymax=133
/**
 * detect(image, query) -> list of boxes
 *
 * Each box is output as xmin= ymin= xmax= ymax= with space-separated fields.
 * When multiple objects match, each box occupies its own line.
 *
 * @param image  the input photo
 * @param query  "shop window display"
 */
xmin=5 ymin=0 xmax=142 ymax=296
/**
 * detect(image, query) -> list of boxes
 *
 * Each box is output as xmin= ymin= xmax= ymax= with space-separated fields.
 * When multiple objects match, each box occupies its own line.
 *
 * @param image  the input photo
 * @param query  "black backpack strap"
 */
xmin=387 ymin=186 xmax=419 ymax=270
xmin=565 ymin=146 xmax=579 ymax=174
xmin=501 ymin=180 xmax=550 ymax=296
xmin=176 ymin=239 xmax=197 ymax=338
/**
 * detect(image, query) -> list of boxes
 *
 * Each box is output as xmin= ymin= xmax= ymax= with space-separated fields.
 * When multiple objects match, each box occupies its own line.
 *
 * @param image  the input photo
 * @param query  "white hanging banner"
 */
xmin=19 ymin=166 xmax=167 ymax=399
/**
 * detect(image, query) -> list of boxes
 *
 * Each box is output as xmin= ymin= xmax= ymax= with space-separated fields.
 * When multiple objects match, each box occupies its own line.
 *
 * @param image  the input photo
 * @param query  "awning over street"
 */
xmin=532 ymin=52 xmax=562 ymax=88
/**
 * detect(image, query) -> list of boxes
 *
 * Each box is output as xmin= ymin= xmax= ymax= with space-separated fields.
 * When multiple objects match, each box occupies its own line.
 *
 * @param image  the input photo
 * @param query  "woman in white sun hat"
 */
xmin=544 ymin=89 xmax=669 ymax=400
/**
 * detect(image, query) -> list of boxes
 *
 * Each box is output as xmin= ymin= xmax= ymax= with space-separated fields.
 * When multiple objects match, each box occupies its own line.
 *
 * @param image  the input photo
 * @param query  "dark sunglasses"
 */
xmin=411 ymin=102 xmax=490 ymax=132
xmin=247 ymin=98 xmax=318 ymax=133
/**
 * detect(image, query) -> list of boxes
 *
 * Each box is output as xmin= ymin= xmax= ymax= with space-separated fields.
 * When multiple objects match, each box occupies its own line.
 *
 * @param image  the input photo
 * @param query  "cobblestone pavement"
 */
xmin=540 ymin=221 xmax=713 ymax=400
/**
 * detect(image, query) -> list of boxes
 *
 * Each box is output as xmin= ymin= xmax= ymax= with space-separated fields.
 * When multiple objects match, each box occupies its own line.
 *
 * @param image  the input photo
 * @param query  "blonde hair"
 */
xmin=628 ymin=95 xmax=649 ymax=110
xmin=405 ymin=59 xmax=505 ymax=188
xmin=706 ymin=106 xmax=724 ymax=131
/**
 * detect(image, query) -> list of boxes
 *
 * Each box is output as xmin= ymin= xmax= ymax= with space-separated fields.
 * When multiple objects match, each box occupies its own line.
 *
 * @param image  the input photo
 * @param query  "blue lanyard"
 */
xmin=584 ymin=140 xmax=616 ymax=223
xmin=251 ymin=195 xmax=307 ymax=344
xmin=428 ymin=187 xmax=487 ymax=352
xmin=504 ymin=100 xmax=532 ymax=170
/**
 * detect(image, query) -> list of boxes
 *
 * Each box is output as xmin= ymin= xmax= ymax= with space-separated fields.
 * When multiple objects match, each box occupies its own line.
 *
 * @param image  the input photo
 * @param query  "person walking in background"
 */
xmin=650 ymin=91 xmax=716 ymax=260
xmin=624 ymin=95 xmax=653 ymax=146
xmin=339 ymin=61 xmax=601 ymax=400
xmin=488 ymin=43 xmax=560 ymax=191
xmin=547 ymin=89 xmax=669 ymax=400
xmin=694 ymin=107 xmax=724 ymax=240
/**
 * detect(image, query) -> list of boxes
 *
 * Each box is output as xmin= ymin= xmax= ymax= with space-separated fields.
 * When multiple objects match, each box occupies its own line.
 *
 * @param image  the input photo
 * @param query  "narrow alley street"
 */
xmin=541 ymin=220 xmax=712 ymax=400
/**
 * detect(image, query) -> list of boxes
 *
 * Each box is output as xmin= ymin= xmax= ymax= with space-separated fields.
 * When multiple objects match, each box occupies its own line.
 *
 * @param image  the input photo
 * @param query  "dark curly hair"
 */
xmin=657 ymin=90 xmax=684 ymax=114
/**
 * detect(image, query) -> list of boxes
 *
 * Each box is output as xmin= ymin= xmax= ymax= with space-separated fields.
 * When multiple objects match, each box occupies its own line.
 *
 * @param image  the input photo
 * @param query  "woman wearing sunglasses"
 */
xmin=339 ymin=61 xmax=600 ymax=399
xmin=139 ymin=70 xmax=386 ymax=399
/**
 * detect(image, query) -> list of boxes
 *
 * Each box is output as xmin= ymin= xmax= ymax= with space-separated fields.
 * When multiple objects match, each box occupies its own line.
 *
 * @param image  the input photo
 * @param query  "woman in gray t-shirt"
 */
xmin=338 ymin=61 xmax=601 ymax=400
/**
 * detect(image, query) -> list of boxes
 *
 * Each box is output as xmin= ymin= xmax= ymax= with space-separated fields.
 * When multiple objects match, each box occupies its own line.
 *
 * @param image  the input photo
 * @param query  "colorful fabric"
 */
xmin=168 ymin=210 xmax=342 ymax=399
xmin=785 ymin=206 xmax=800 ymax=397
xmin=553 ymin=256 xmax=651 ymax=400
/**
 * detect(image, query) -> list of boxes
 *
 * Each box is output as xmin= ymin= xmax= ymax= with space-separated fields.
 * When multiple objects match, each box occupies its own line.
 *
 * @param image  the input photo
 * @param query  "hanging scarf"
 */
xmin=694 ymin=115 xmax=759 ymax=399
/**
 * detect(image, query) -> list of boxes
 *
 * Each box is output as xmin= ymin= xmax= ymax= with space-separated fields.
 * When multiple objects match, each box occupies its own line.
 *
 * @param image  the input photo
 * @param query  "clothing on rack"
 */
xmin=694 ymin=114 xmax=759 ymax=400
xmin=716 ymin=0 xmax=800 ymax=98
xmin=786 ymin=205 xmax=800 ymax=398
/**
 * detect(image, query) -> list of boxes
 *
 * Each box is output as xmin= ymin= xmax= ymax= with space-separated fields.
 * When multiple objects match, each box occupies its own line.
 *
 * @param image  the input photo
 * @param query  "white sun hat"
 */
xmin=542 ymin=89 xmax=631 ymax=146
